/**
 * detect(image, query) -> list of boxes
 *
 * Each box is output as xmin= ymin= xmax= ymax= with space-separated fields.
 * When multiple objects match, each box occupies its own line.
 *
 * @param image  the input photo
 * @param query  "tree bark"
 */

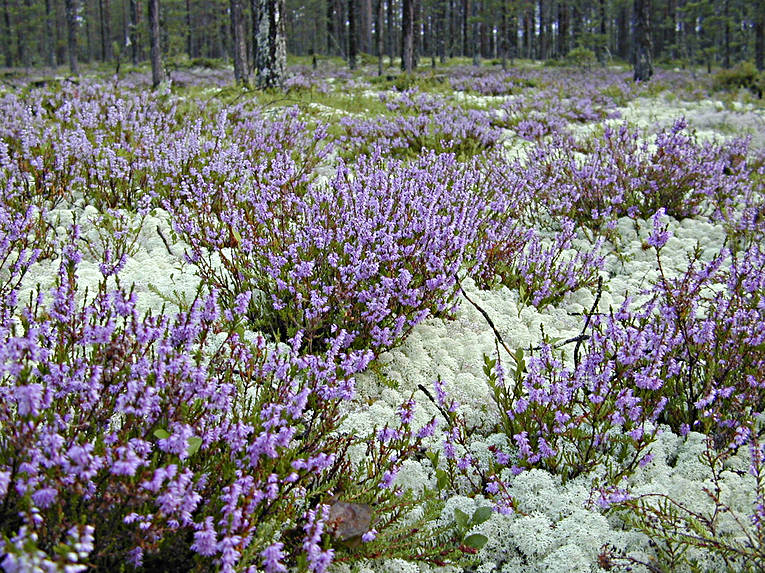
xmin=437 ymin=0 xmax=446 ymax=63
xmin=401 ymin=0 xmax=414 ymax=71
xmin=45 ymin=0 xmax=56 ymax=67
xmin=348 ymin=0 xmax=357 ymax=68
xmin=386 ymin=0 xmax=393 ymax=62
xmin=65 ymin=0 xmax=79 ymax=74
xmin=756 ymin=0 xmax=764 ymax=71
xmin=148 ymin=0 xmax=164 ymax=86
xmin=101 ymin=0 xmax=113 ymax=61
xmin=256 ymin=0 xmax=286 ymax=88
xmin=558 ymin=0 xmax=569 ymax=58
xmin=376 ymin=0 xmax=383 ymax=74
xmin=1 ymin=0 xmax=10 ymax=68
xmin=230 ymin=0 xmax=249 ymax=83
xmin=129 ymin=0 xmax=140 ymax=63
xmin=633 ymin=0 xmax=653 ymax=81
xmin=462 ymin=0 xmax=468 ymax=57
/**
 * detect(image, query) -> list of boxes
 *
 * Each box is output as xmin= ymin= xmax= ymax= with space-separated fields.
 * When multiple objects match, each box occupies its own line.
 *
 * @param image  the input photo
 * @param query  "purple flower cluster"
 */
xmin=168 ymin=149 xmax=490 ymax=354
xmin=339 ymin=89 xmax=502 ymax=159
xmin=519 ymin=119 xmax=754 ymax=227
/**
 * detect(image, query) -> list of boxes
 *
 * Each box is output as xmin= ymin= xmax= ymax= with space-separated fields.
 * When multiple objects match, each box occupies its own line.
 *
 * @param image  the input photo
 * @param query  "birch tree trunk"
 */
xmin=256 ymin=0 xmax=286 ymax=88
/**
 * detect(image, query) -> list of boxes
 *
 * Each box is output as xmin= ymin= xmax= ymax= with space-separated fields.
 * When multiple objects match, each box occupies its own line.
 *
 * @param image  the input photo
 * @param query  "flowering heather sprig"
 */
xmin=477 ymin=218 xmax=605 ymax=310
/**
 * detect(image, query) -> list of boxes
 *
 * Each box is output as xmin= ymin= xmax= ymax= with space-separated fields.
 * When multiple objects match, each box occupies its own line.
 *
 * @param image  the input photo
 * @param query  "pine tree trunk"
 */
xmin=722 ymin=0 xmax=730 ymax=69
xmin=348 ymin=0 xmax=357 ymax=68
xmin=361 ymin=0 xmax=372 ymax=53
xmin=130 ymin=0 xmax=140 ymax=63
xmin=1 ymin=0 xmax=11 ymax=68
xmin=557 ymin=0 xmax=569 ymax=58
xmin=756 ymin=0 xmax=764 ymax=71
xmin=45 ymin=0 xmax=56 ymax=67
xmin=186 ymin=0 xmax=192 ymax=57
xmin=376 ymin=0 xmax=383 ymax=74
xmin=471 ymin=0 xmax=479 ymax=65
xmin=598 ymin=0 xmax=606 ymax=62
xmin=230 ymin=0 xmax=248 ymax=83
xmin=65 ymin=0 xmax=79 ymax=74
xmin=401 ymin=0 xmax=414 ymax=71
xmin=102 ymin=0 xmax=113 ymax=61
xmin=256 ymin=0 xmax=286 ymax=88
xmin=148 ymin=0 xmax=164 ymax=86
xmin=462 ymin=0 xmax=469 ymax=57
xmin=437 ymin=0 xmax=446 ymax=63
xmin=633 ymin=0 xmax=653 ymax=81
xmin=386 ymin=0 xmax=393 ymax=62
xmin=500 ymin=0 xmax=507 ymax=69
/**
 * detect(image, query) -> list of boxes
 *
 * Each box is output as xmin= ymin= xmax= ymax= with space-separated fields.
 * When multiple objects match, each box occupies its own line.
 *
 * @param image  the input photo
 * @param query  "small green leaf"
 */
xmin=464 ymin=533 xmax=489 ymax=550
xmin=454 ymin=508 xmax=469 ymax=530
xmin=187 ymin=436 xmax=203 ymax=457
xmin=472 ymin=506 xmax=493 ymax=525
xmin=436 ymin=469 xmax=449 ymax=491
xmin=153 ymin=428 xmax=170 ymax=440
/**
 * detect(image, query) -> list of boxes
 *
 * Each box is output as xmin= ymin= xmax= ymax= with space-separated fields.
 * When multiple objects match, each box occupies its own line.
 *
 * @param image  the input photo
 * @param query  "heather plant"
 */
xmin=476 ymin=218 xmax=605 ymax=310
xmin=644 ymin=211 xmax=765 ymax=443
xmin=0 ymin=229 xmax=475 ymax=571
xmin=521 ymin=119 xmax=753 ymax=231
xmin=439 ymin=209 xmax=764 ymax=518
xmin=338 ymin=92 xmax=502 ymax=159
xmin=606 ymin=432 xmax=765 ymax=572
xmin=168 ymin=150 xmax=488 ymax=354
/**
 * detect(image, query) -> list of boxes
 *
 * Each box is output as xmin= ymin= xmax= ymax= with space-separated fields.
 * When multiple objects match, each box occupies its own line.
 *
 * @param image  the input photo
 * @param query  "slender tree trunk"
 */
xmin=538 ymin=0 xmax=546 ymax=60
xmin=348 ymin=0 xmax=357 ymax=68
xmin=65 ymin=0 xmax=79 ymax=74
xmin=376 ymin=0 xmax=383 ymax=74
xmin=633 ymin=0 xmax=653 ymax=81
xmin=386 ymin=0 xmax=393 ymax=62
xmin=500 ymin=0 xmax=507 ymax=69
xmin=722 ymin=0 xmax=730 ymax=68
xmin=45 ymin=0 xmax=56 ymax=67
xmin=256 ymin=0 xmax=286 ymax=88
xmin=471 ymin=0 xmax=479 ymax=65
xmin=1 ymin=0 xmax=11 ymax=68
xmin=401 ymin=0 xmax=415 ymax=71
xmin=252 ymin=0 xmax=259 ymax=67
xmin=617 ymin=3 xmax=629 ymax=61
xmin=596 ymin=0 xmax=606 ymax=62
xmin=230 ymin=0 xmax=248 ymax=82
xmin=462 ymin=0 xmax=468 ymax=57
xmin=756 ymin=0 xmax=764 ymax=71
xmin=102 ymin=0 xmax=113 ymax=60
xmin=148 ymin=0 xmax=164 ymax=86
xmin=361 ymin=0 xmax=372 ymax=53
xmin=558 ymin=0 xmax=569 ymax=57
xmin=186 ymin=0 xmax=193 ymax=57
xmin=437 ymin=0 xmax=446 ymax=63
xmin=326 ymin=0 xmax=333 ymax=54
xmin=130 ymin=0 xmax=140 ymax=63
xmin=449 ymin=0 xmax=456 ymax=58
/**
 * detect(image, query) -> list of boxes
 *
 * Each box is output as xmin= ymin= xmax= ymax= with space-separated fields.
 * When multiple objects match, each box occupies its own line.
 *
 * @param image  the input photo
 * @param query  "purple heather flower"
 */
xmin=260 ymin=542 xmax=287 ymax=573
